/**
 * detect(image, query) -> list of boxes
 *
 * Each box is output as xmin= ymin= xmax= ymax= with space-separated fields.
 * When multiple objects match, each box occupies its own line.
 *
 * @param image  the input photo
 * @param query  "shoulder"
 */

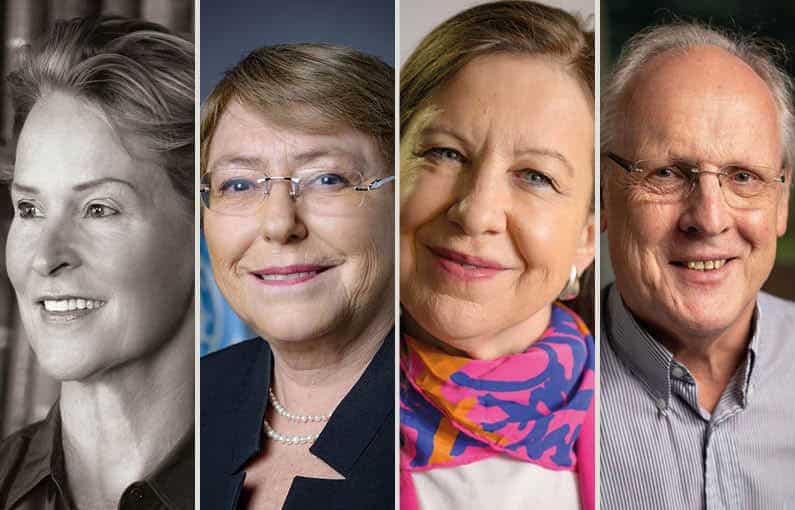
xmin=200 ymin=338 xmax=271 ymax=412
xmin=758 ymin=291 xmax=795 ymax=324
xmin=201 ymin=338 xmax=270 ymax=381
xmin=0 ymin=421 xmax=44 ymax=502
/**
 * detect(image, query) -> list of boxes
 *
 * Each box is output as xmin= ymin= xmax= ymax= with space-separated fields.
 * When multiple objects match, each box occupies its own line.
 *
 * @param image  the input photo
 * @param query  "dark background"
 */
xmin=600 ymin=0 xmax=795 ymax=299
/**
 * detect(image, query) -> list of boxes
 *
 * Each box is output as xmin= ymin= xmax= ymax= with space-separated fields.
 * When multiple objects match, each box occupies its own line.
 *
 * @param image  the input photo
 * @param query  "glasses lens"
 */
xmin=299 ymin=169 xmax=366 ymax=212
xmin=205 ymin=168 xmax=265 ymax=215
xmin=635 ymin=161 xmax=689 ymax=195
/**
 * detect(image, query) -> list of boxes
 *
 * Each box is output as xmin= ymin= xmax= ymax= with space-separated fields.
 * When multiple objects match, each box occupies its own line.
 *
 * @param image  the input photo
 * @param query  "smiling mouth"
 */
xmin=671 ymin=258 xmax=734 ymax=272
xmin=428 ymin=246 xmax=506 ymax=281
xmin=38 ymin=297 xmax=106 ymax=322
xmin=250 ymin=265 xmax=335 ymax=286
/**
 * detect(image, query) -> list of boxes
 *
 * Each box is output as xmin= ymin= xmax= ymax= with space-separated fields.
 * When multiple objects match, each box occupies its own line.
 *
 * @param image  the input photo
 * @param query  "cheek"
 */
xmin=511 ymin=206 xmax=579 ymax=287
xmin=5 ymin=223 xmax=30 ymax=289
xmin=204 ymin=215 xmax=257 ymax=277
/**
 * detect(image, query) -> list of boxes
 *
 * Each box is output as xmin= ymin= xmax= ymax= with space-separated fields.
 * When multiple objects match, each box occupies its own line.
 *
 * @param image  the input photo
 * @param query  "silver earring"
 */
xmin=558 ymin=264 xmax=580 ymax=301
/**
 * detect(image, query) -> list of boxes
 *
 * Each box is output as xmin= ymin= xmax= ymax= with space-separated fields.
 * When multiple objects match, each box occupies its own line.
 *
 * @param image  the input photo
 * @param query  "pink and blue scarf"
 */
xmin=400 ymin=303 xmax=594 ymax=509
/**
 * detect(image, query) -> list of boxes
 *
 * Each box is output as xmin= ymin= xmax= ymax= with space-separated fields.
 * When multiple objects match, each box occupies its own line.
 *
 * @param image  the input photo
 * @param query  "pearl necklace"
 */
xmin=263 ymin=419 xmax=319 ymax=445
xmin=264 ymin=387 xmax=332 ymax=446
xmin=269 ymin=387 xmax=331 ymax=423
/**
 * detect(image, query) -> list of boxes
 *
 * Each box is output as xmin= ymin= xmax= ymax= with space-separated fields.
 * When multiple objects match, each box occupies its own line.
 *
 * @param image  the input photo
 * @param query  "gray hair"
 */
xmin=602 ymin=21 xmax=795 ymax=171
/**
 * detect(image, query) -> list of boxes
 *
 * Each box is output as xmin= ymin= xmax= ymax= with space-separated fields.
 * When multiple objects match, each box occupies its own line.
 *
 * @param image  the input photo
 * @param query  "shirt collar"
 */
xmin=6 ymin=404 xmax=194 ymax=510
xmin=605 ymin=284 xmax=760 ymax=408
xmin=6 ymin=405 xmax=65 ymax=509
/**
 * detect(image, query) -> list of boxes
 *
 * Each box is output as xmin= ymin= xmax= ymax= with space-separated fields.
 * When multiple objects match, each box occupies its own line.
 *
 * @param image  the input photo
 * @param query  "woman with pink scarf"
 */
xmin=399 ymin=2 xmax=595 ymax=508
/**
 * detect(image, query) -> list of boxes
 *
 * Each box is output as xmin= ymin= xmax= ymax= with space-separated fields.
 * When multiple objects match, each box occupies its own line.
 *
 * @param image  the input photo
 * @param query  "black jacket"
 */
xmin=200 ymin=332 xmax=395 ymax=509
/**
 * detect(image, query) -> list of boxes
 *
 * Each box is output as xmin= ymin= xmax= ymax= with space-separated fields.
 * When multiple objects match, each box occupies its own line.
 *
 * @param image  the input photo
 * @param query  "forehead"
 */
xmin=14 ymin=91 xmax=167 ymax=193
xmin=621 ymin=45 xmax=781 ymax=163
xmin=422 ymin=53 xmax=593 ymax=163
xmin=208 ymin=101 xmax=384 ymax=174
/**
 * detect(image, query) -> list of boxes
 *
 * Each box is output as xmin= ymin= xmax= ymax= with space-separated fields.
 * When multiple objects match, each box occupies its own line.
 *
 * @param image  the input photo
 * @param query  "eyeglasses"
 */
xmin=605 ymin=151 xmax=786 ymax=209
xmin=200 ymin=168 xmax=394 ymax=216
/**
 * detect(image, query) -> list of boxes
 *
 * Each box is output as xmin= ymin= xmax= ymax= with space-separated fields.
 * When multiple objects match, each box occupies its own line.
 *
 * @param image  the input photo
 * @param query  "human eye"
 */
xmin=16 ymin=200 xmax=43 ymax=219
xmin=650 ymin=164 xmax=685 ymax=179
xmin=219 ymin=178 xmax=257 ymax=194
xmin=727 ymin=167 xmax=761 ymax=184
xmin=302 ymin=171 xmax=358 ymax=192
xmin=84 ymin=203 xmax=119 ymax=218
xmin=513 ymin=169 xmax=557 ymax=191
xmin=422 ymin=147 xmax=466 ymax=164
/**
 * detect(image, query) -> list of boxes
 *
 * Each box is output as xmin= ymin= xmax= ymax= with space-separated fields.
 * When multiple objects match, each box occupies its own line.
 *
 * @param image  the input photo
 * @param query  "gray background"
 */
xmin=201 ymin=0 xmax=394 ymax=100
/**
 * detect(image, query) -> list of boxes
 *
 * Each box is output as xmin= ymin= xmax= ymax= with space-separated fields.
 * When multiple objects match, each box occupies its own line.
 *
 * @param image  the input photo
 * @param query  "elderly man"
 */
xmin=601 ymin=22 xmax=795 ymax=509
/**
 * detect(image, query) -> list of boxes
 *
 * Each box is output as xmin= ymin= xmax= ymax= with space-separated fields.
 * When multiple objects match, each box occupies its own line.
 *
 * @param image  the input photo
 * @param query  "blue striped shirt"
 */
xmin=600 ymin=284 xmax=795 ymax=509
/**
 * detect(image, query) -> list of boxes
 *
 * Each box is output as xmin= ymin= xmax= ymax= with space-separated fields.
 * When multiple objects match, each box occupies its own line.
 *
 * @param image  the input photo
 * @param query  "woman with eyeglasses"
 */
xmin=0 ymin=16 xmax=194 ymax=509
xmin=399 ymin=1 xmax=596 ymax=509
xmin=200 ymin=44 xmax=395 ymax=509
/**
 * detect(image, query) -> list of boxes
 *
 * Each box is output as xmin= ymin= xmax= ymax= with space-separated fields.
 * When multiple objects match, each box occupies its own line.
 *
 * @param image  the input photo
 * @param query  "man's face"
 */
xmin=604 ymin=46 xmax=789 ymax=342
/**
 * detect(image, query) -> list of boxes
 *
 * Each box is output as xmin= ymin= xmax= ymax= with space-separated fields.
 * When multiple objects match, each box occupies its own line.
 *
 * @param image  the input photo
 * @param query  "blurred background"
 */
xmin=0 ymin=0 xmax=193 ymax=440
xmin=200 ymin=0 xmax=394 ymax=355
xmin=600 ymin=0 xmax=795 ymax=300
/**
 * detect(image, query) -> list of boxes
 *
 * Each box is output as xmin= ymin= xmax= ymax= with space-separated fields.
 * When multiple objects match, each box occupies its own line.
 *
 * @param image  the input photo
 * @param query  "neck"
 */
xmin=60 ymin=305 xmax=194 ymax=509
xmin=639 ymin=300 xmax=755 ymax=412
xmin=404 ymin=304 xmax=553 ymax=360
xmin=268 ymin=298 xmax=393 ymax=417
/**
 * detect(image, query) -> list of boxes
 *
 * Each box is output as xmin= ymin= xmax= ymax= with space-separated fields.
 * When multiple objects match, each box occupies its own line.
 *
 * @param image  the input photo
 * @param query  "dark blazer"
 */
xmin=201 ymin=332 xmax=395 ymax=509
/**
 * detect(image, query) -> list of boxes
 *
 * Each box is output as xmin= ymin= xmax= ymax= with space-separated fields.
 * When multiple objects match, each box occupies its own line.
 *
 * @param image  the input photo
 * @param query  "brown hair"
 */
xmin=401 ymin=0 xmax=593 ymax=135
xmin=401 ymin=0 xmax=595 ymax=329
xmin=201 ymin=43 xmax=394 ymax=173
xmin=8 ymin=16 xmax=195 ymax=203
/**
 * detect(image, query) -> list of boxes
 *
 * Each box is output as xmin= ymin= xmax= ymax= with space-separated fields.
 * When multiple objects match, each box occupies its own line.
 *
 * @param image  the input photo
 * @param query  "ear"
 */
xmin=776 ymin=167 xmax=790 ymax=237
xmin=574 ymin=212 xmax=596 ymax=274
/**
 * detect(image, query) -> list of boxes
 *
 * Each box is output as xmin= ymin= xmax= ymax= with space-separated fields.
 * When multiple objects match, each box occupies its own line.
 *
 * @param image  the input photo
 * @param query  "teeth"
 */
xmin=259 ymin=271 xmax=316 ymax=280
xmin=685 ymin=259 xmax=726 ymax=271
xmin=43 ymin=299 xmax=105 ymax=312
xmin=461 ymin=264 xmax=478 ymax=270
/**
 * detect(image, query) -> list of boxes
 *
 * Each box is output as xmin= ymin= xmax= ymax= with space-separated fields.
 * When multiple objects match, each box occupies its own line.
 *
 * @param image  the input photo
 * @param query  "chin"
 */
xmin=252 ymin=309 xmax=346 ymax=344
xmin=32 ymin=349 xmax=108 ymax=382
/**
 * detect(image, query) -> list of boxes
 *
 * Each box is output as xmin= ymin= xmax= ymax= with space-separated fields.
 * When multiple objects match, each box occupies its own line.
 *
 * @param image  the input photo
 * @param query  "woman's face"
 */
xmin=7 ymin=91 xmax=194 ymax=381
xmin=203 ymin=101 xmax=394 ymax=343
xmin=400 ymin=54 xmax=594 ymax=359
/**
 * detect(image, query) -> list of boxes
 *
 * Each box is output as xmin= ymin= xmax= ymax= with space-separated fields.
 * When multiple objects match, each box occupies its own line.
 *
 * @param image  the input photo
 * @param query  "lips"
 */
xmin=37 ymin=296 xmax=107 ymax=322
xmin=428 ymin=246 xmax=507 ymax=281
xmin=671 ymin=256 xmax=736 ymax=272
xmin=250 ymin=264 xmax=335 ymax=286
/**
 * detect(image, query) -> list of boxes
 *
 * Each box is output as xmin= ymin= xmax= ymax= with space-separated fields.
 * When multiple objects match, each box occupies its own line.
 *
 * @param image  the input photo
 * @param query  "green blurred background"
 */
xmin=600 ymin=0 xmax=795 ymax=299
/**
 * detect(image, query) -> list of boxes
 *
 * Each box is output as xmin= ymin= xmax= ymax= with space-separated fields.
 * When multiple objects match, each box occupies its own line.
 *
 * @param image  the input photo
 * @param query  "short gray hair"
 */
xmin=602 ymin=21 xmax=795 ymax=171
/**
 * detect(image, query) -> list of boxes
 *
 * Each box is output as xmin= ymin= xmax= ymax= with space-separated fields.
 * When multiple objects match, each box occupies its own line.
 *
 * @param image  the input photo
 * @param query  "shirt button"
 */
xmin=655 ymin=398 xmax=667 ymax=411
xmin=671 ymin=366 xmax=685 ymax=379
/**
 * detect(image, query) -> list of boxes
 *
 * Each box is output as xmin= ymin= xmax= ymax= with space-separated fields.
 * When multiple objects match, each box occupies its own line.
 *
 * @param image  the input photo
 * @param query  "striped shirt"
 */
xmin=600 ymin=284 xmax=795 ymax=510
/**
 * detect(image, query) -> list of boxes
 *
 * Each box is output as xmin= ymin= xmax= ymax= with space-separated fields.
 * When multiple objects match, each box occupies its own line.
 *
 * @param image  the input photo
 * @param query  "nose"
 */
xmin=677 ymin=172 xmax=732 ymax=236
xmin=31 ymin=219 xmax=81 ymax=277
xmin=446 ymin=167 xmax=507 ymax=236
xmin=256 ymin=182 xmax=308 ymax=244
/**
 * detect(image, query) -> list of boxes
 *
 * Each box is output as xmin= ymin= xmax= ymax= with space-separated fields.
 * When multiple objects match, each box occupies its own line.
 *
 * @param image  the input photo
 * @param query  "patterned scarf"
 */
xmin=400 ymin=303 xmax=594 ymax=507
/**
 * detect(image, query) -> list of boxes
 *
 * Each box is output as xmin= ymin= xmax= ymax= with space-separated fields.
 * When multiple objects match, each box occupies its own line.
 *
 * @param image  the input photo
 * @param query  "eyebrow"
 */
xmin=211 ymin=149 xmax=366 ymax=172
xmin=12 ymin=177 xmax=138 ymax=194
xmin=418 ymin=125 xmax=577 ymax=176
xmin=516 ymin=148 xmax=576 ymax=176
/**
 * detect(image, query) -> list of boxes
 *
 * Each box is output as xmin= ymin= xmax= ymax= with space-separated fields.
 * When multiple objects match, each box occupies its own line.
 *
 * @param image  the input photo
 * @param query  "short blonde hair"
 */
xmin=401 ymin=0 xmax=593 ymax=135
xmin=201 ymin=43 xmax=394 ymax=173
xmin=8 ymin=16 xmax=195 ymax=202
